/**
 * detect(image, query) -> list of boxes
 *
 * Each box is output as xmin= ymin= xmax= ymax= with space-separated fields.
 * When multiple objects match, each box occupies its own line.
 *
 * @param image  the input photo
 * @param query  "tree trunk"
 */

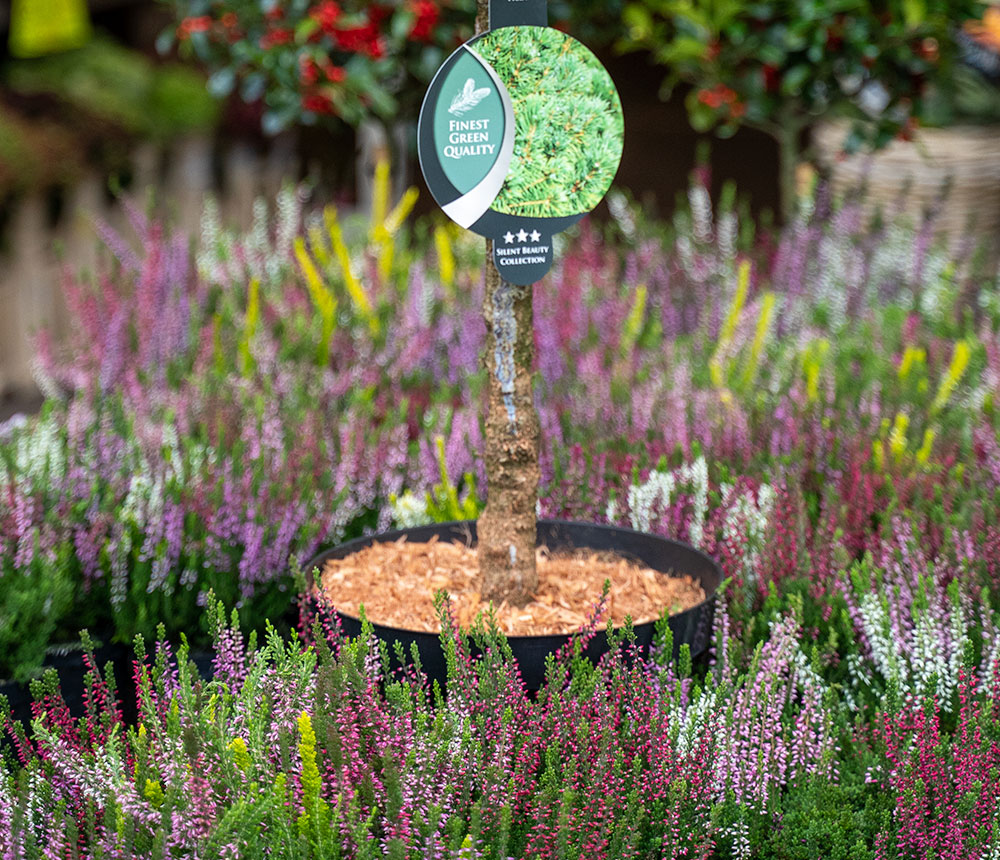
xmin=474 ymin=0 xmax=539 ymax=607
xmin=478 ymin=246 xmax=540 ymax=607
xmin=475 ymin=0 xmax=489 ymax=35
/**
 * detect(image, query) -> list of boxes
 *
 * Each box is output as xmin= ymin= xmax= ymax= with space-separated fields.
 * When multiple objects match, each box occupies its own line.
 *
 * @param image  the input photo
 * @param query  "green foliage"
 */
xmin=4 ymin=35 xmax=219 ymax=141
xmin=161 ymin=0 xmax=632 ymax=134
xmin=0 ymin=542 xmax=76 ymax=682
xmin=390 ymin=435 xmax=482 ymax=528
xmin=923 ymin=61 xmax=1000 ymax=125
xmin=162 ymin=0 xmax=477 ymax=132
xmin=425 ymin=436 xmax=481 ymax=523
xmin=619 ymin=0 xmax=986 ymax=214
xmin=757 ymin=777 xmax=890 ymax=858
xmin=473 ymin=26 xmax=624 ymax=218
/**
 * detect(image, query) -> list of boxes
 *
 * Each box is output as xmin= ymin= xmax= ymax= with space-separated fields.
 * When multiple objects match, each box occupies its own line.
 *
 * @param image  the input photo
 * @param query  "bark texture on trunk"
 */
xmin=478 ymin=245 xmax=540 ymax=606
xmin=475 ymin=0 xmax=489 ymax=35
xmin=472 ymin=0 xmax=539 ymax=607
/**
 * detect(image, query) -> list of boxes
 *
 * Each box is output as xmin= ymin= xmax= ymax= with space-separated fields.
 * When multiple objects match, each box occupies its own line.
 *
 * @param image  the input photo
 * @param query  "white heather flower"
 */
xmin=677 ymin=456 xmax=709 ymax=547
xmin=627 ymin=469 xmax=675 ymax=533
xmin=12 ymin=413 xmax=66 ymax=492
xmin=391 ymin=491 xmax=432 ymax=529
xmin=248 ymin=198 xmax=271 ymax=276
xmin=946 ymin=596 xmax=970 ymax=699
xmin=30 ymin=355 xmax=62 ymax=402
xmin=857 ymin=593 xmax=904 ymax=691
xmin=911 ymin=611 xmax=949 ymax=701
xmin=721 ymin=482 xmax=774 ymax=583
xmin=985 ymin=811 xmax=1000 ymax=860
xmin=676 ymin=234 xmax=696 ymax=277
xmin=275 ymin=184 xmax=304 ymax=257
xmin=981 ymin=611 xmax=1000 ymax=694
xmin=671 ymin=688 xmax=716 ymax=756
xmin=0 ymin=412 xmax=27 ymax=441
xmin=624 ymin=456 xmax=712 ymax=544
xmin=851 ymin=568 xmax=971 ymax=709
xmin=161 ymin=421 xmax=184 ymax=482
xmin=717 ymin=211 xmax=737 ymax=262
xmin=196 ymin=197 xmax=222 ymax=281
xmin=689 ymin=184 xmax=714 ymax=245
xmin=725 ymin=816 xmax=751 ymax=860
xmin=606 ymin=190 xmax=636 ymax=241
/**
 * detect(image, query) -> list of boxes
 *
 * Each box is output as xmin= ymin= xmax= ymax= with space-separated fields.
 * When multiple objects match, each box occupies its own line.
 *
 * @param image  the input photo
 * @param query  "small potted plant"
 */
xmin=618 ymin=0 xmax=982 ymax=220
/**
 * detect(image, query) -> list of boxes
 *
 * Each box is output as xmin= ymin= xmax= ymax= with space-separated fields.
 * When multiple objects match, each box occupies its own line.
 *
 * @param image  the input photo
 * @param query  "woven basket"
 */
xmin=813 ymin=121 xmax=1000 ymax=253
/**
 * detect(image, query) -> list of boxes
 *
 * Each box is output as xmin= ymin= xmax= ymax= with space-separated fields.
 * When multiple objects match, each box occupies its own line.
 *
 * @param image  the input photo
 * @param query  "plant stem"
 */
xmin=475 ymin=0 xmax=489 ymax=35
xmin=776 ymin=120 xmax=801 ymax=224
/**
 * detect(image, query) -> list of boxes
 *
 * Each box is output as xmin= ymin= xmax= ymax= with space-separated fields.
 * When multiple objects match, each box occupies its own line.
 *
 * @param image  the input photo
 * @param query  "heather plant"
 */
xmin=839 ymin=522 xmax=980 ymax=713
xmin=3 ymin=587 xmax=999 ymax=857
xmin=4 ymin=158 xmax=1000 ymax=860
xmin=3 ymin=160 xmax=1000 ymax=684
xmin=390 ymin=436 xmax=482 ymax=529
xmin=872 ymin=667 xmax=1000 ymax=859
xmin=0 ymin=595 xmax=847 ymax=858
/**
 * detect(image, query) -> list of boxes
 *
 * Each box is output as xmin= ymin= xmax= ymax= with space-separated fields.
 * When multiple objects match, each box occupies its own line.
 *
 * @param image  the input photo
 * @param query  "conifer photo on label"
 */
xmin=471 ymin=26 xmax=624 ymax=219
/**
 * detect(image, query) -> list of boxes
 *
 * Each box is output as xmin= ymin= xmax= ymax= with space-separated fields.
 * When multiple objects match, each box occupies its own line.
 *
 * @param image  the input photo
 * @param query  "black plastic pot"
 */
xmin=305 ymin=519 xmax=722 ymax=691
xmin=0 ymin=637 xmax=130 ymax=732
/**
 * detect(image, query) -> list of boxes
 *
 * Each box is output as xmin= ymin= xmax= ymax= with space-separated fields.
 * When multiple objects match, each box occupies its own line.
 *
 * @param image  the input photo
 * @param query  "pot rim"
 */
xmin=302 ymin=518 xmax=722 ymax=642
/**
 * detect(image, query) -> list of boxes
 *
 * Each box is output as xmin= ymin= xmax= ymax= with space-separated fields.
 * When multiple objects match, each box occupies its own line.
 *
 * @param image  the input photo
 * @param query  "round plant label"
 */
xmin=418 ymin=25 xmax=624 ymax=285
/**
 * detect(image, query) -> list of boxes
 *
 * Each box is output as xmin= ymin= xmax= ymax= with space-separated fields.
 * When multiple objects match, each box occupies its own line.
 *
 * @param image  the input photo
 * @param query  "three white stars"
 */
xmin=503 ymin=228 xmax=543 ymax=244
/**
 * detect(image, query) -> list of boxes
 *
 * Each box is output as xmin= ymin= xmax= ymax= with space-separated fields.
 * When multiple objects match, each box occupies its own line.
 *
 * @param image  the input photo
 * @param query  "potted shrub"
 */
xmin=618 ymin=0 xmax=982 ymax=220
xmin=305 ymin=0 xmax=721 ymax=689
xmin=163 ymin=0 xmax=476 ymax=134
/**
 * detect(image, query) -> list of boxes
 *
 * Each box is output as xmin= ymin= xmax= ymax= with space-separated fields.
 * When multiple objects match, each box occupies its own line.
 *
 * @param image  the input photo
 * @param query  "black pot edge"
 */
xmin=0 ymin=633 xmax=126 ymax=688
xmin=301 ymin=518 xmax=722 ymax=644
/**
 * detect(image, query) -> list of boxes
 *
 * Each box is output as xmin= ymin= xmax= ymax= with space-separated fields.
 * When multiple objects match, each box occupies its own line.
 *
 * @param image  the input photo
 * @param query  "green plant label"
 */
xmin=418 ymin=17 xmax=624 ymax=286
xmin=434 ymin=55 xmax=508 ymax=194
xmin=431 ymin=48 xmax=515 ymax=228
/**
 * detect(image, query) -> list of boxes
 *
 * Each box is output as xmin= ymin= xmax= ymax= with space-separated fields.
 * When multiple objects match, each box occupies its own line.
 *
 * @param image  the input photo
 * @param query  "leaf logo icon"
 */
xmin=448 ymin=78 xmax=492 ymax=116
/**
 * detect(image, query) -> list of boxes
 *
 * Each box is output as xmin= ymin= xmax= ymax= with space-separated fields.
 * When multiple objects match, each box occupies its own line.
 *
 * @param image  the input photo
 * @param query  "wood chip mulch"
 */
xmin=316 ymin=536 xmax=706 ymax=636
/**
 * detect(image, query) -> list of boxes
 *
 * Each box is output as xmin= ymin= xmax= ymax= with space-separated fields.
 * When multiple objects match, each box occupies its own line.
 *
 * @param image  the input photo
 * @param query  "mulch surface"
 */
xmin=316 ymin=536 xmax=706 ymax=636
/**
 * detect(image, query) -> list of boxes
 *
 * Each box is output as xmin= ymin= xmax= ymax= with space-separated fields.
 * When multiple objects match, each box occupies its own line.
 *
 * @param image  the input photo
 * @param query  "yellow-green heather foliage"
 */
xmin=297 ymin=711 xmax=327 ymax=841
xmin=228 ymin=737 xmax=252 ymax=774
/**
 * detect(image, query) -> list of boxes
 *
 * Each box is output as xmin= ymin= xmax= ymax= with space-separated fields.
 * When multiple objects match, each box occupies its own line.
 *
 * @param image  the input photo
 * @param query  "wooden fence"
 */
xmin=0 ymin=134 xmax=302 ymax=400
